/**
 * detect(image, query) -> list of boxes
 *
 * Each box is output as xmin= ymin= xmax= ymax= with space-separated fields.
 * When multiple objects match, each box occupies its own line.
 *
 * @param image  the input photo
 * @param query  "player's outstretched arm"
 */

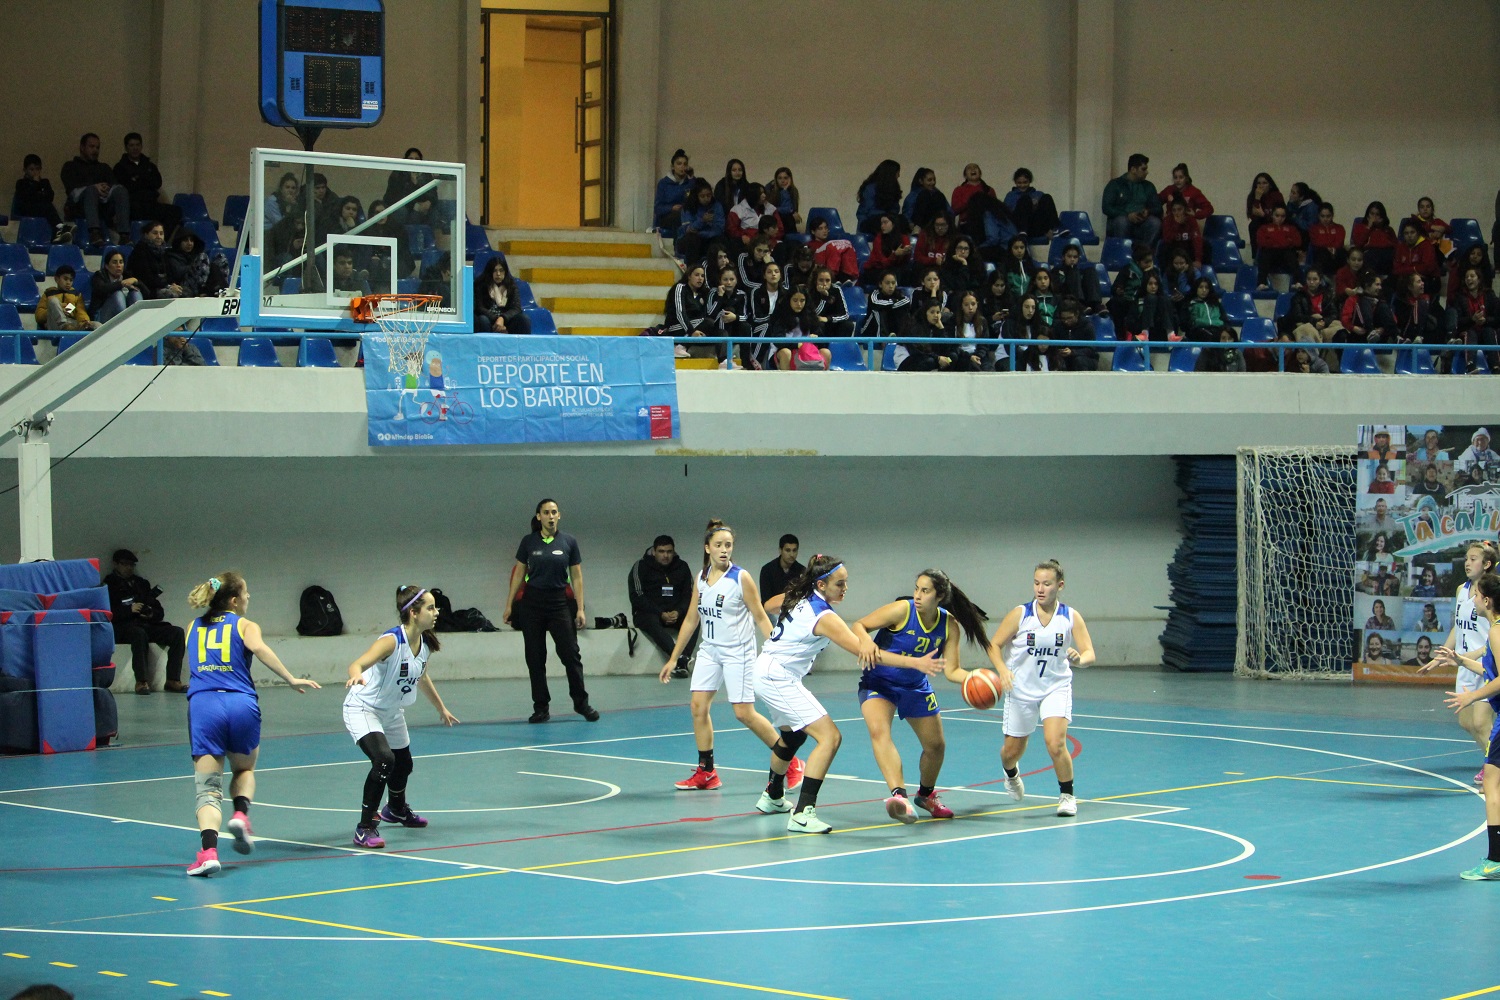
xmin=817 ymin=613 xmax=944 ymax=675
xmin=851 ymin=601 xmax=908 ymax=669
xmin=1068 ymin=612 xmax=1097 ymax=668
xmin=240 ymin=619 xmax=321 ymax=692
xmin=1421 ymin=626 xmax=1460 ymax=674
xmin=419 ymin=673 xmax=458 ymax=725
xmin=1432 ymin=645 xmax=1486 ymax=676
xmin=346 ymin=634 xmax=398 ymax=688
xmin=659 ymin=576 xmax=704 ymax=683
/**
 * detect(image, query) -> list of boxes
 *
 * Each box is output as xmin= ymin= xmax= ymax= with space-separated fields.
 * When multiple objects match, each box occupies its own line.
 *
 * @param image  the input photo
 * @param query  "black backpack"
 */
xmin=430 ymin=588 xmax=455 ymax=623
xmin=431 ymin=588 xmax=496 ymax=633
xmin=296 ymin=585 xmax=344 ymax=636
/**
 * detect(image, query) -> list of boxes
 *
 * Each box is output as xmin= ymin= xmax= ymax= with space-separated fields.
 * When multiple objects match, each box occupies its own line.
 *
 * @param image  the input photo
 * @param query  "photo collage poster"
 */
xmin=1353 ymin=424 xmax=1500 ymax=683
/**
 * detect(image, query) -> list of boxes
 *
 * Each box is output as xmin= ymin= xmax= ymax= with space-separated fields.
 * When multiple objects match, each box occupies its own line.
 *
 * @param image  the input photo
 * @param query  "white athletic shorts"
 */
xmin=753 ymin=665 xmax=827 ymax=732
xmin=1002 ymin=685 xmax=1073 ymax=738
xmin=1456 ymin=663 xmax=1488 ymax=695
xmin=691 ymin=642 xmax=758 ymax=703
xmin=343 ymin=701 xmax=410 ymax=750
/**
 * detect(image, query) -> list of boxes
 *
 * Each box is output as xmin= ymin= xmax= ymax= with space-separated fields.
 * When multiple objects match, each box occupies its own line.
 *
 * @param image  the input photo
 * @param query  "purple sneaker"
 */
xmin=380 ymin=805 xmax=429 ymax=828
xmin=353 ymin=824 xmax=385 ymax=849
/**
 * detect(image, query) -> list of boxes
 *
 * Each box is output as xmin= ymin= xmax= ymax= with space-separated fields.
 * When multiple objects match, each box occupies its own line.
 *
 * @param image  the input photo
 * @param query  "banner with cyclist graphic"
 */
xmin=1353 ymin=423 xmax=1500 ymax=683
xmin=364 ymin=335 xmax=679 ymax=446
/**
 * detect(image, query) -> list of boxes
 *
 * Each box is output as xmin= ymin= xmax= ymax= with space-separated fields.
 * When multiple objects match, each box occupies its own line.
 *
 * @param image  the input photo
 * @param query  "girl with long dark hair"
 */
xmin=856 ymin=159 xmax=904 ymax=235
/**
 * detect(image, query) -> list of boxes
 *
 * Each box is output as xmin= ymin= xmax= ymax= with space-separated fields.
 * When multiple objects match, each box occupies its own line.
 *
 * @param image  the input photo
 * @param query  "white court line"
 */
xmin=712 ymin=815 xmax=1252 ymax=888
xmin=1068 ymin=712 xmax=1473 ymax=743
xmin=253 ymin=773 xmax=621 ymax=814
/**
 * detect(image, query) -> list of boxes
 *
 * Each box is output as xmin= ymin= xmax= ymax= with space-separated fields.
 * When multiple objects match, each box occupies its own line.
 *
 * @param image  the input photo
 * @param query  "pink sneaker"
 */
xmin=353 ymin=824 xmax=386 ymax=849
xmin=1476 ymin=770 xmax=1486 ymax=786
xmin=227 ymin=811 xmax=254 ymax=855
xmin=186 ymin=848 xmax=221 ymax=877
xmin=914 ymin=792 xmax=954 ymax=819
xmin=885 ymin=793 xmax=917 ymax=824
xmin=785 ymin=756 xmax=805 ymax=791
xmin=674 ymin=767 xmax=723 ymax=791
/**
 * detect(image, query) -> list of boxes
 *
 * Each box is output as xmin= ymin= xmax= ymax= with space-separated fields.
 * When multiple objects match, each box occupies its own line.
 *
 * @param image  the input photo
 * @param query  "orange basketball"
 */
xmin=962 ymin=669 xmax=1003 ymax=710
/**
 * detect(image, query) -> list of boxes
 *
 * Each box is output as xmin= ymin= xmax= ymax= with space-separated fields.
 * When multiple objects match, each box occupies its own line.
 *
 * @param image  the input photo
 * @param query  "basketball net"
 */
xmin=352 ymin=293 xmax=443 ymax=381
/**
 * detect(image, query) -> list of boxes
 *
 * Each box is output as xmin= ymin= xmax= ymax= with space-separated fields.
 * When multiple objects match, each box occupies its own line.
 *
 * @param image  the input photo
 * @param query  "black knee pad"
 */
xmin=774 ymin=728 xmax=809 ymax=760
xmin=392 ymin=746 xmax=413 ymax=780
xmin=359 ymin=733 xmax=395 ymax=780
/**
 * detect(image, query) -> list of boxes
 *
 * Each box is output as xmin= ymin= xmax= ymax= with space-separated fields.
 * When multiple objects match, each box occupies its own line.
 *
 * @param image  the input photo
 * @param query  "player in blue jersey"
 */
xmin=184 ymin=572 xmax=320 ymax=876
xmin=754 ymin=554 xmax=946 ymax=834
xmin=851 ymin=569 xmax=1012 ymax=823
xmin=1437 ymin=571 xmax=1500 ymax=880
xmin=345 ymin=586 xmax=459 ymax=848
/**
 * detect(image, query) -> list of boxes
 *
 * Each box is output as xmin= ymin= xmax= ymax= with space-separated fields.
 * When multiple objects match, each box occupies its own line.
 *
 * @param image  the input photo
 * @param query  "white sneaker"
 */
xmin=885 ymin=793 xmax=917 ymax=824
xmin=787 ymin=806 xmax=832 ymax=834
xmin=755 ymin=791 xmax=791 ymax=814
xmin=1004 ymin=773 xmax=1026 ymax=802
xmin=1057 ymin=793 xmax=1077 ymax=817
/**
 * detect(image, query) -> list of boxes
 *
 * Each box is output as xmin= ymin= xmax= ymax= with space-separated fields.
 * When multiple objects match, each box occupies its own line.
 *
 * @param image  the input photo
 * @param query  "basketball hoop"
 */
xmin=352 ymin=293 xmax=443 ymax=382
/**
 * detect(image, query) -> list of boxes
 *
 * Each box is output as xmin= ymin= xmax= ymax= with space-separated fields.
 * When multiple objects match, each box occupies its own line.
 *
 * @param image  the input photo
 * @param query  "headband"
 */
xmin=209 ymin=577 xmax=221 ymax=592
xmin=816 ymin=562 xmax=844 ymax=581
xmin=400 ymin=588 xmax=428 ymax=614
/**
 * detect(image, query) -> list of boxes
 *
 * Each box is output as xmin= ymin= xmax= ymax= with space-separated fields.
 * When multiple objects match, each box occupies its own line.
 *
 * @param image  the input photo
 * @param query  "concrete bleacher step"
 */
xmin=516 ymin=254 xmax=674 ymax=271
xmin=541 ymin=295 xmax=667 ymax=314
xmin=559 ymin=326 xmax=646 ymax=337
xmin=531 ymin=283 xmax=662 ymax=301
xmin=552 ymin=312 xmax=661 ymax=330
xmin=521 ymin=266 xmax=675 ymax=287
xmin=502 ymin=239 xmax=652 ymax=259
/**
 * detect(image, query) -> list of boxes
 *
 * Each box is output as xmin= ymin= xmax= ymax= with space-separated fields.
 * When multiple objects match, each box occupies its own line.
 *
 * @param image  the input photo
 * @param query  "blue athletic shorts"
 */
xmin=1488 ymin=716 xmax=1500 ymax=769
xmin=858 ymin=676 xmax=939 ymax=720
xmin=188 ymin=691 xmax=262 ymax=757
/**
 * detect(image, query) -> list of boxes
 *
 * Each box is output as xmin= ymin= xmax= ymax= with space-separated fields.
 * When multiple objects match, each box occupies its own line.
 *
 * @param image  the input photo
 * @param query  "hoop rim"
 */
xmin=350 ymin=293 xmax=444 ymax=324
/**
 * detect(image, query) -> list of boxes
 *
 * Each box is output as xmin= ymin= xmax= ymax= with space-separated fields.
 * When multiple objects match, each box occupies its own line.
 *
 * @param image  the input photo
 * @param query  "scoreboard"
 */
xmin=260 ymin=0 xmax=385 ymax=128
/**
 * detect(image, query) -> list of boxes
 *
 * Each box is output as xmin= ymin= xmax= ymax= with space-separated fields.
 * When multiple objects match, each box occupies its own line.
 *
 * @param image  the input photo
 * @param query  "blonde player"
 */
xmin=344 ymin=586 xmax=459 ymax=849
xmin=1434 ymin=571 xmax=1500 ymax=881
xmin=993 ymin=560 xmax=1095 ymax=817
xmin=658 ymin=519 xmax=803 ymax=792
xmin=1421 ymin=541 xmax=1499 ymax=784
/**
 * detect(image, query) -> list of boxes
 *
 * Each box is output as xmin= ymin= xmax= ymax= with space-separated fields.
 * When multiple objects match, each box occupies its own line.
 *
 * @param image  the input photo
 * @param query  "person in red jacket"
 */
xmin=1307 ymin=202 xmax=1346 ymax=273
xmin=1351 ymin=201 xmax=1398 ymax=276
xmin=806 ymin=218 xmax=858 ymax=284
xmin=1448 ymin=242 xmax=1495 ymax=303
xmin=1392 ymin=220 xmax=1441 ymax=302
xmin=950 ymin=163 xmax=998 ymax=239
xmin=913 ymin=213 xmax=955 ymax=269
xmin=1245 ymin=173 xmax=1285 ymax=254
xmin=1256 ymin=206 xmax=1302 ymax=289
xmin=1160 ymin=200 xmax=1204 ymax=265
xmin=1406 ymin=197 xmax=1449 ymax=242
xmin=1334 ymin=247 xmax=1367 ymax=307
xmin=1159 ymin=162 xmax=1214 ymax=221
xmin=1448 ymin=265 xmax=1500 ymax=373
xmin=860 ymin=213 xmax=912 ymax=286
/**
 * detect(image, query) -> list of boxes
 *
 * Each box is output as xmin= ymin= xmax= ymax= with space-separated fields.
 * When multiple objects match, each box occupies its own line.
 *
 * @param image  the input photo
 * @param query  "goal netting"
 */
xmin=1235 ymin=445 xmax=1358 ymax=679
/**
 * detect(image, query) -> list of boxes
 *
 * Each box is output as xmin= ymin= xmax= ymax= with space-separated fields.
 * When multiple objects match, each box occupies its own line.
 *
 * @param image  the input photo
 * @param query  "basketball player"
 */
xmin=993 ymin=560 xmax=1095 ymax=817
xmin=1422 ymin=542 xmax=1499 ymax=784
xmin=753 ymin=555 xmax=945 ymax=834
xmin=1434 ymin=571 xmax=1500 ymax=880
xmin=184 ymin=572 xmax=321 ymax=877
xmin=657 ymin=519 xmax=804 ymax=793
xmin=851 ymin=570 xmax=1010 ymax=823
xmin=345 ymin=586 xmax=459 ymax=849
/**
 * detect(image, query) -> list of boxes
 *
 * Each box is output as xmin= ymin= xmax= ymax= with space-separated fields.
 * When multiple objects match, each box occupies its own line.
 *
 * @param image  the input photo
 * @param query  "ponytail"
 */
xmin=701 ymin=518 xmax=734 ymax=576
xmin=187 ymin=571 xmax=245 ymax=620
xmin=530 ymin=497 xmax=557 ymax=534
xmin=778 ymin=553 xmax=842 ymax=625
xmin=1036 ymin=558 xmax=1065 ymax=583
xmin=919 ymin=569 xmax=991 ymax=651
xmin=396 ymin=584 xmax=441 ymax=653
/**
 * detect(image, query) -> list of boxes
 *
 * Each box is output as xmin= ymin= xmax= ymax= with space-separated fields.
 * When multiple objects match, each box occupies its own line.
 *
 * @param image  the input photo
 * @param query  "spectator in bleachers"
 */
xmin=1003 ymin=293 xmax=1049 ymax=371
xmin=806 ymin=266 xmax=853 ymax=339
xmin=264 ymin=171 xmax=301 ymax=230
xmin=266 ymin=215 xmax=307 ymax=281
xmin=308 ymin=172 xmax=342 ymax=232
xmin=1448 ymin=243 xmax=1494 ymax=304
xmin=1102 ymin=154 xmax=1160 ymax=245
xmin=1333 ymin=247 xmax=1366 ymax=306
xmin=736 ymin=234 xmax=775 ymax=291
xmin=785 ymin=244 xmax=816 ymax=291
xmin=1161 ymin=199 xmax=1204 ymax=266
xmin=1393 ymin=273 xmax=1440 ymax=345
xmin=1290 ymin=346 xmax=1330 ymax=374
xmin=331 ymin=249 xmax=371 ymax=296
xmin=35 ymin=265 xmax=97 ymax=332
xmin=706 ymin=267 xmax=752 ymax=366
xmin=165 ymin=226 xmax=223 ymax=298
xmin=419 ymin=251 xmax=452 ymax=308
xmin=856 ymin=160 xmax=905 ymax=236
xmin=1281 ymin=268 xmax=1343 ymax=343
xmin=1005 ymin=168 xmax=1061 ymax=240
xmin=1286 ymin=182 xmax=1322 ymax=234
xmin=996 ymin=234 xmax=1039 ymax=305
xmin=1244 ymin=173 xmax=1285 ymax=255
xmin=90 ymin=250 xmax=142 ymax=322
xmin=1352 ymin=201 xmax=1397 ymax=276
xmin=653 ymin=149 xmax=694 ymax=234
xmin=713 ymin=159 xmax=748 ymax=213
xmin=940 ymin=235 xmax=985 ymax=295
xmin=950 ymin=163 xmax=1000 ymax=242
xmin=860 ymin=214 xmax=912 ymax=286
xmin=1393 ymin=221 xmax=1441 ymax=302
xmin=976 ymin=196 xmax=1020 ymax=265
xmin=770 ymin=288 xmax=830 ymax=371
xmin=1045 ymin=298 xmax=1098 ymax=371
xmin=727 ymin=184 xmax=784 ymax=250
xmin=1186 ymin=276 xmax=1232 ymax=344
xmin=674 ymin=180 xmax=723 ymax=266
xmin=104 ymin=549 xmax=186 ymax=695
xmin=127 ymin=222 xmax=181 ymax=299
xmin=895 ymin=300 xmax=955 ymax=371
xmin=983 ymin=269 xmax=1011 ymax=321
xmin=113 ymin=133 xmax=180 ymax=231
xmin=768 ymin=166 xmax=800 ymax=233
xmin=1447 ymin=266 xmax=1499 ymax=373
xmin=1054 ymin=241 xmax=1104 ymax=315
xmin=60 ymin=133 xmax=129 ymax=247
xmin=14 ymin=154 xmax=68 ymax=242
xmin=1256 ymin=205 xmax=1301 ymax=290
xmin=1158 ymin=162 xmax=1213 ymax=221
xmin=162 ymin=334 xmax=205 ymax=366
xmin=807 ymin=219 xmax=857 ymax=284
xmin=748 ymin=260 xmax=784 ymax=367
xmin=913 ymin=213 xmax=954 ymax=270
xmin=383 ymin=147 xmax=433 ymax=212
xmin=860 ymin=271 xmax=912 ymax=340
xmin=1109 ymin=240 xmax=1156 ymax=330
xmin=363 ymin=199 xmax=414 ymax=282
xmin=1163 ymin=248 xmax=1198 ymax=322
xmin=1404 ymin=197 xmax=1449 ymax=243
xmin=1119 ymin=270 xmax=1175 ymax=344
xmin=902 ymin=168 xmax=949 ymax=233
xmin=910 ymin=267 xmax=952 ymax=326
xmin=665 ymin=263 xmax=711 ymax=346
xmin=1026 ymin=270 xmax=1058 ymax=326
xmin=475 ymin=255 xmax=531 ymax=335
xmin=1339 ymin=272 xmax=1395 ymax=345
xmin=330 ymin=195 xmax=364 ymax=238
xmin=1307 ymin=203 xmax=1346 ymax=274
xmin=403 ymin=188 xmax=445 ymax=236
xmin=952 ymin=290 xmax=996 ymax=371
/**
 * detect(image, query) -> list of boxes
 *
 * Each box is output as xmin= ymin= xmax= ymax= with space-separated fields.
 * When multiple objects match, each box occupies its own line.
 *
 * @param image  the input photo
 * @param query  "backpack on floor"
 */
xmin=296 ymin=585 xmax=344 ymax=636
xmin=430 ymin=588 xmax=455 ymax=623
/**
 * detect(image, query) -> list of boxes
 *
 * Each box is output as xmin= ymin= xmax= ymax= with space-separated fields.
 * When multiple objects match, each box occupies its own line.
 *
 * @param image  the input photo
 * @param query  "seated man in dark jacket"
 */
xmin=628 ymin=535 xmax=697 ymax=678
xmin=126 ymin=221 xmax=182 ymax=299
xmin=103 ymin=549 xmax=185 ymax=694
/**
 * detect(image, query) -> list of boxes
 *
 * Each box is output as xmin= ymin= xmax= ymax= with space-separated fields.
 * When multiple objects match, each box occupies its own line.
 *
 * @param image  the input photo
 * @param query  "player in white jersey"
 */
xmin=993 ymin=560 xmax=1095 ymax=817
xmin=343 ymin=586 xmax=458 ymax=849
xmin=1434 ymin=571 xmax=1500 ymax=880
xmin=753 ymin=554 xmax=945 ymax=834
xmin=1422 ymin=541 xmax=1499 ymax=784
xmin=658 ymin=519 xmax=803 ymax=792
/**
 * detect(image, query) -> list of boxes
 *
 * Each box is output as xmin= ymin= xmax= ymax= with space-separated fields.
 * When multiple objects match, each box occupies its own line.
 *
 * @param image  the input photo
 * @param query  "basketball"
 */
xmin=962 ymin=669 xmax=1003 ymax=710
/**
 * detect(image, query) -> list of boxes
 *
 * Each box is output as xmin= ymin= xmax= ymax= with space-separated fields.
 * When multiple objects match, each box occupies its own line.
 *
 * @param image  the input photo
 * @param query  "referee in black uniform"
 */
xmin=503 ymin=498 xmax=599 ymax=723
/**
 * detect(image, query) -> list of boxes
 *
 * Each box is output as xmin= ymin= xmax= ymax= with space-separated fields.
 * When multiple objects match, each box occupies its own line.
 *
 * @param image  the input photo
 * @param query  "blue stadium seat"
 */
xmin=1273 ymin=291 xmax=1294 ymax=320
xmin=523 ymin=307 xmax=557 ymax=336
xmin=0 ymin=334 xmax=38 ymax=365
xmin=842 ymin=285 xmax=868 ymax=328
xmin=1168 ymin=344 xmax=1201 ymax=372
xmin=1204 ymin=215 xmax=1245 ymax=247
xmin=1240 ymin=317 xmax=1275 ymax=343
xmin=1057 ymin=211 xmax=1099 ymax=245
xmin=185 ymin=220 xmax=220 ymax=250
xmin=0 ymin=243 xmax=38 ymax=278
xmin=396 ymin=278 xmax=419 ymax=294
xmin=849 ymin=233 xmax=870 ymax=268
xmin=1111 ymin=344 xmax=1149 ymax=372
xmin=297 ymin=338 xmax=340 ymax=368
xmin=129 ymin=220 xmax=149 ymax=243
xmin=56 ymin=334 xmax=85 ymax=353
xmin=806 ymin=207 xmax=845 ymax=234
xmin=1339 ymin=348 xmax=1381 ymax=374
xmin=236 ymin=337 xmax=282 ymax=367
xmin=465 ymin=222 xmax=490 ymax=260
xmin=0 ymin=304 xmax=22 ymax=330
xmin=421 ymin=247 xmax=446 ymax=272
xmin=198 ymin=316 xmax=240 ymax=333
xmin=1394 ymin=348 xmax=1434 ymax=375
xmin=405 ymin=225 xmax=436 ymax=255
xmin=1210 ymin=239 xmax=1244 ymax=272
xmin=45 ymin=245 xmax=85 ymax=276
xmin=1 ymin=273 xmax=39 ymax=311
xmin=1463 ymin=350 xmax=1491 ymax=374
xmin=514 ymin=279 xmax=537 ymax=308
xmin=124 ymin=346 xmax=157 ymax=365
xmin=281 ymin=276 xmax=303 ymax=294
xmin=828 ymin=340 xmax=869 ymax=371
xmin=1094 ymin=263 xmax=1110 ymax=297
xmin=16 ymin=217 xmax=51 ymax=252
xmin=173 ymin=193 xmax=215 ymax=225
xmin=1047 ymin=237 xmax=1092 ymax=267
xmin=1222 ymin=291 xmax=1256 ymax=325
xmin=881 ymin=343 xmax=899 ymax=371
xmin=1448 ymin=217 xmax=1483 ymax=247
xmin=1100 ymin=238 xmax=1132 ymax=271
xmin=1091 ymin=316 xmax=1117 ymax=341
xmin=471 ymin=246 xmax=505 ymax=277
xmin=222 ymin=195 xmax=250 ymax=231
xmin=1197 ymin=265 xmax=1218 ymax=288
xmin=188 ymin=336 xmax=220 ymax=366
xmin=1235 ymin=263 xmax=1279 ymax=300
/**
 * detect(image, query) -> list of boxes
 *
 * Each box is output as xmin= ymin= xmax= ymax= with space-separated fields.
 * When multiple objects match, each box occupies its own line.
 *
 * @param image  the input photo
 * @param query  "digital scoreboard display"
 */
xmin=282 ymin=6 xmax=382 ymax=57
xmin=260 ymin=0 xmax=384 ymax=129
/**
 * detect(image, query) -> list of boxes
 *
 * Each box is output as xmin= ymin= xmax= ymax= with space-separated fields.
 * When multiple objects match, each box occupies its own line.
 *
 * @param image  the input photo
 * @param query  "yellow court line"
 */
xmin=1277 ymin=775 xmax=1467 ymax=793
xmin=49 ymin=961 xmax=76 ymax=968
xmin=98 ymin=970 xmax=127 ymax=977
xmin=1096 ymin=776 xmax=1279 ymax=800
xmin=202 ymin=992 xmax=232 ymax=997
xmin=221 ymin=869 xmax=505 ymax=906
xmin=3 ymin=953 xmax=28 ymax=959
xmin=1441 ymin=987 xmax=1500 ymax=1000
xmin=213 ymin=906 xmax=845 ymax=999
xmin=149 ymin=981 xmax=178 ymax=988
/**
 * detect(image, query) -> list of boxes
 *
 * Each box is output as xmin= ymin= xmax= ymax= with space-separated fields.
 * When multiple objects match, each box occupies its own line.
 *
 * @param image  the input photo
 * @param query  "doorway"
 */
xmin=482 ymin=8 xmax=611 ymax=229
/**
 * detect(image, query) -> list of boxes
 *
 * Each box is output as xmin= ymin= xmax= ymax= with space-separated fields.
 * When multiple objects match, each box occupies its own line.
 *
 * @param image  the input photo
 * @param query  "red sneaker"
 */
xmin=785 ymin=756 xmax=805 ymax=791
xmin=1476 ymin=770 xmax=1486 ymax=786
xmin=186 ymin=848 xmax=221 ymax=877
xmin=914 ymin=792 xmax=954 ymax=819
xmin=674 ymin=767 xmax=723 ymax=791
